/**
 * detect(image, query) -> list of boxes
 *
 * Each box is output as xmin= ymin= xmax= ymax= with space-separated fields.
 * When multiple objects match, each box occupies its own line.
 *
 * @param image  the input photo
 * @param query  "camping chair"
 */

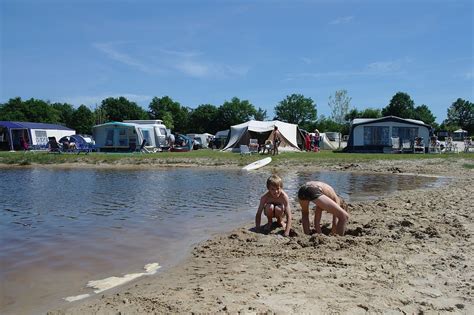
xmin=391 ymin=137 xmax=401 ymax=153
xmin=444 ymin=137 xmax=458 ymax=153
xmin=401 ymin=139 xmax=413 ymax=153
xmin=47 ymin=137 xmax=61 ymax=154
xmin=240 ymin=145 xmax=252 ymax=156
xmin=74 ymin=142 xmax=91 ymax=155
xmin=413 ymin=137 xmax=425 ymax=154
xmin=261 ymin=140 xmax=273 ymax=154
xmin=249 ymin=138 xmax=259 ymax=154
xmin=464 ymin=137 xmax=474 ymax=153
xmin=428 ymin=136 xmax=441 ymax=154
xmin=136 ymin=139 xmax=148 ymax=153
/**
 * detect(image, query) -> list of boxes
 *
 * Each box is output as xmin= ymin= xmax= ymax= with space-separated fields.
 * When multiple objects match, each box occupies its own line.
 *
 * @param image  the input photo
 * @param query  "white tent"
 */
xmin=222 ymin=120 xmax=303 ymax=152
xmin=320 ymin=132 xmax=342 ymax=150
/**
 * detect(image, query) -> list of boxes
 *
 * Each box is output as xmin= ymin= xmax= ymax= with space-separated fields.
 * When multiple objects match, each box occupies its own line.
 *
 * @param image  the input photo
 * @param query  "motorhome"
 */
xmin=124 ymin=120 xmax=169 ymax=149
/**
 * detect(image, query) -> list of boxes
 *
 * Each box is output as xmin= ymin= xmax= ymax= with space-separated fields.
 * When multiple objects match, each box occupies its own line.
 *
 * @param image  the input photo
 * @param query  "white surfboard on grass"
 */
xmin=242 ymin=157 xmax=272 ymax=171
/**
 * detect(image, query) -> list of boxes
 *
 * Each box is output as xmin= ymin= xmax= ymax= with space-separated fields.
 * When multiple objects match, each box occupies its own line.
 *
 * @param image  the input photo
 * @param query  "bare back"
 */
xmin=306 ymin=181 xmax=340 ymax=205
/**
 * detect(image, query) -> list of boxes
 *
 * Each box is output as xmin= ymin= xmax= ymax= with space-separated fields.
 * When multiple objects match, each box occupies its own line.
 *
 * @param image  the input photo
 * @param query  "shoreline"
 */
xmin=20 ymin=158 xmax=474 ymax=314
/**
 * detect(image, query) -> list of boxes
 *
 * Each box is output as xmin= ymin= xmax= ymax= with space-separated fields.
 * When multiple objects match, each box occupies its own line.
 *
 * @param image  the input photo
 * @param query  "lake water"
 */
xmin=0 ymin=167 xmax=442 ymax=314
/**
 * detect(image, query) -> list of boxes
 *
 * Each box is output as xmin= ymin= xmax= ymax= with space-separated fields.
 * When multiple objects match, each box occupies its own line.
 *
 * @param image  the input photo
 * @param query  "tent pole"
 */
xmin=9 ymin=128 xmax=14 ymax=152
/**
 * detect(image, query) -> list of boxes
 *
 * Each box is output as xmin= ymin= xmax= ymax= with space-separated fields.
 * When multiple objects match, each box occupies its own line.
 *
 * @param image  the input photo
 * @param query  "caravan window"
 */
xmin=363 ymin=126 xmax=389 ymax=145
xmin=140 ymin=129 xmax=153 ymax=146
xmin=392 ymin=127 xmax=417 ymax=141
xmin=158 ymin=127 xmax=167 ymax=136
xmin=35 ymin=130 xmax=48 ymax=145
xmin=105 ymin=129 xmax=114 ymax=146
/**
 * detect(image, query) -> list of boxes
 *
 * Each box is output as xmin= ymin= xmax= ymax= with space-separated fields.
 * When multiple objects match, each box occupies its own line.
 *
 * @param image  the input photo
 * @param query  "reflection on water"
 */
xmin=0 ymin=167 xmax=442 ymax=315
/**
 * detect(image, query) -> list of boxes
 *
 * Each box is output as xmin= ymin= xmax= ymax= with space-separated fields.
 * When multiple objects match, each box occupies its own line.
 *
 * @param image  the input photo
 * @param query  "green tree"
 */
xmin=382 ymin=92 xmax=415 ymax=118
xmin=345 ymin=108 xmax=382 ymax=121
xmin=148 ymin=96 xmax=189 ymax=132
xmin=70 ymin=105 xmax=95 ymax=134
xmin=51 ymin=102 xmax=75 ymax=126
xmin=188 ymin=104 xmax=219 ymax=133
xmin=0 ymin=97 xmax=60 ymax=123
xmin=254 ymin=107 xmax=267 ymax=121
xmin=413 ymin=104 xmax=436 ymax=125
xmin=315 ymin=115 xmax=348 ymax=135
xmin=0 ymin=97 xmax=27 ymax=121
xmin=100 ymin=97 xmax=148 ymax=122
xmin=328 ymin=90 xmax=351 ymax=124
xmin=274 ymin=94 xmax=317 ymax=129
xmin=444 ymin=98 xmax=474 ymax=134
xmin=216 ymin=97 xmax=256 ymax=130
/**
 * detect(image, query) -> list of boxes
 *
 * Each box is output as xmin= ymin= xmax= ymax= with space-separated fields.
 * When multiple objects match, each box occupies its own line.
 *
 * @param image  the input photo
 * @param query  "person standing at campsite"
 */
xmin=168 ymin=133 xmax=175 ymax=149
xmin=255 ymin=175 xmax=292 ymax=237
xmin=297 ymin=181 xmax=349 ymax=236
xmin=313 ymin=129 xmax=320 ymax=152
xmin=272 ymin=126 xmax=281 ymax=155
xmin=304 ymin=132 xmax=311 ymax=151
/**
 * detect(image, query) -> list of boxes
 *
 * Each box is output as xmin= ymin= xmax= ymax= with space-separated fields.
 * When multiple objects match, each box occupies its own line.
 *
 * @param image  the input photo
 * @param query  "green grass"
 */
xmin=0 ymin=149 xmax=473 ymax=167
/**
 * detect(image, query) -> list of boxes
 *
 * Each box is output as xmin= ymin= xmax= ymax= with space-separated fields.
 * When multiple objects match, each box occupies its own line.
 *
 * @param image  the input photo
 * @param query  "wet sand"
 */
xmin=47 ymin=158 xmax=473 ymax=314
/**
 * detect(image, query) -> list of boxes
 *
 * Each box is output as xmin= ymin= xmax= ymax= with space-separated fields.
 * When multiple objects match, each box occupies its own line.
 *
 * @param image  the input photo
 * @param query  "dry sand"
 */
xmin=48 ymin=158 xmax=473 ymax=314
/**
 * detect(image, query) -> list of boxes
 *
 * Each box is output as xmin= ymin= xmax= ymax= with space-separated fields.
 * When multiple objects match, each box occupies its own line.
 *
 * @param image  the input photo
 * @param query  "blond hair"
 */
xmin=266 ymin=174 xmax=283 ymax=189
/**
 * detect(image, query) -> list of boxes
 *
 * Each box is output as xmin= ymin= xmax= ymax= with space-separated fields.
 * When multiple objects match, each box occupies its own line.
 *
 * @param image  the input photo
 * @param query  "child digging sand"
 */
xmin=298 ymin=181 xmax=349 ymax=236
xmin=255 ymin=175 xmax=292 ymax=236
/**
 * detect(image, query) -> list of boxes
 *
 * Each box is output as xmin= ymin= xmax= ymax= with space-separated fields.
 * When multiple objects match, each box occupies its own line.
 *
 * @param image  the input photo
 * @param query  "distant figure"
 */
xmin=313 ymin=129 xmax=320 ymax=152
xmin=298 ymin=181 xmax=349 ymax=236
xmin=255 ymin=175 xmax=292 ymax=237
xmin=19 ymin=137 xmax=29 ymax=151
xmin=304 ymin=133 xmax=311 ymax=151
xmin=168 ymin=133 xmax=175 ymax=149
xmin=272 ymin=126 xmax=281 ymax=155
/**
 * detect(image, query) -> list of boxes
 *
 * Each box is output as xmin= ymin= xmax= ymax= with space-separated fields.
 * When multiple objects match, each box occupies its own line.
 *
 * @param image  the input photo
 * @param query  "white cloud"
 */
xmin=300 ymin=57 xmax=312 ymax=64
xmin=94 ymin=42 xmax=155 ymax=74
xmin=329 ymin=16 xmax=354 ymax=25
xmin=159 ymin=48 xmax=202 ymax=58
xmin=175 ymin=61 xmax=210 ymax=77
xmin=366 ymin=61 xmax=402 ymax=73
xmin=93 ymin=41 xmax=248 ymax=79
xmin=174 ymin=60 xmax=249 ymax=79
xmin=286 ymin=59 xmax=406 ymax=80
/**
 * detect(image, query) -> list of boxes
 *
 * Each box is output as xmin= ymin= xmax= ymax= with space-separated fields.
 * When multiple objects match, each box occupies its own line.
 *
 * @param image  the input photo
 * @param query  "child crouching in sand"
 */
xmin=255 ymin=175 xmax=292 ymax=237
xmin=298 ymin=181 xmax=349 ymax=236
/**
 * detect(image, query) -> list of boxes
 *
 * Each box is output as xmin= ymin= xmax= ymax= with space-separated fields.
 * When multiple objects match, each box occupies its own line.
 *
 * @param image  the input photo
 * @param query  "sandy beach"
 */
xmin=47 ymin=158 xmax=473 ymax=314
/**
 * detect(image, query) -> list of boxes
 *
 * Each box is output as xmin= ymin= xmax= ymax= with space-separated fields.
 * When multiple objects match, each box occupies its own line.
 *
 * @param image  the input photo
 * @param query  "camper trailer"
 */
xmin=93 ymin=122 xmax=143 ymax=152
xmin=124 ymin=120 xmax=169 ymax=149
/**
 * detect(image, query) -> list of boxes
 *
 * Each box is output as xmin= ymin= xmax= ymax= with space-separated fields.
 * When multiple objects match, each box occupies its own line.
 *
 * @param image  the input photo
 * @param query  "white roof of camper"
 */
xmin=352 ymin=117 xmax=427 ymax=126
xmin=123 ymin=120 xmax=165 ymax=125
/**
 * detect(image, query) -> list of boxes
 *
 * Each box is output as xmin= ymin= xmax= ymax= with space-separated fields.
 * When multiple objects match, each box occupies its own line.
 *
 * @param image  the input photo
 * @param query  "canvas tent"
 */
xmin=319 ymin=132 xmax=342 ymax=150
xmin=222 ymin=120 xmax=304 ymax=152
xmin=0 ymin=121 xmax=75 ymax=151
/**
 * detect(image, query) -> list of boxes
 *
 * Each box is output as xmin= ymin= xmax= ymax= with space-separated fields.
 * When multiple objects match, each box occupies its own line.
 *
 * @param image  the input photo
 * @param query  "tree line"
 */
xmin=0 ymin=92 xmax=472 ymax=135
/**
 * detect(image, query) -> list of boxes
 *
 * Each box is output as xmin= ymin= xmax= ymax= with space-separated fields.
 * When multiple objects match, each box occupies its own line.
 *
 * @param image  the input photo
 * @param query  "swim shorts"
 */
xmin=298 ymin=184 xmax=323 ymax=201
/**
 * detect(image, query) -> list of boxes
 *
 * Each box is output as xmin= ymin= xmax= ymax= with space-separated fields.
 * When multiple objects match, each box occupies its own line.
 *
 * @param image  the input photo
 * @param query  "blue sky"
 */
xmin=1 ymin=0 xmax=472 ymax=123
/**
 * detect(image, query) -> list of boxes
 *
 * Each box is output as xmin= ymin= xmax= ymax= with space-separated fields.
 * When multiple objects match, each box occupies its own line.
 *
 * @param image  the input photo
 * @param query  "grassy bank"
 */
xmin=0 ymin=149 xmax=473 ymax=167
